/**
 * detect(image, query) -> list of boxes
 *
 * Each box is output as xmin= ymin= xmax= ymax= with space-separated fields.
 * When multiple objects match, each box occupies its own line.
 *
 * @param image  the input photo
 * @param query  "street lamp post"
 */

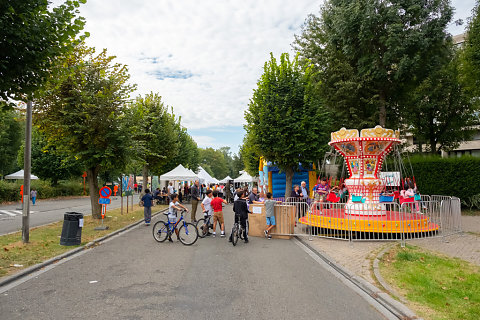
xmin=22 ymin=100 xmax=33 ymax=243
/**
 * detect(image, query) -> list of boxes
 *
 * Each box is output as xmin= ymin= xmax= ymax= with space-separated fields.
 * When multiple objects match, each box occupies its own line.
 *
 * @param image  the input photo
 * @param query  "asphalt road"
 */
xmin=0 ymin=204 xmax=390 ymax=320
xmin=0 ymin=196 xmax=133 ymax=235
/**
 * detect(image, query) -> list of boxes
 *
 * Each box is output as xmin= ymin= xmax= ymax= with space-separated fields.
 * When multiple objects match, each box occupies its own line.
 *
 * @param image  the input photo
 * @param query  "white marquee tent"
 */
xmin=219 ymin=176 xmax=232 ymax=184
xmin=160 ymin=164 xmax=198 ymax=181
xmin=4 ymin=170 xmax=39 ymax=180
xmin=197 ymin=166 xmax=218 ymax=185
xmin=233 ymin=171 xmax=256 ymax=183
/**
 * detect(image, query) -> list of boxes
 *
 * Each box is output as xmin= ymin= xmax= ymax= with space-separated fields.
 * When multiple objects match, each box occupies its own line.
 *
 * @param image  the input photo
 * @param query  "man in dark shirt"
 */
xmin=248 ymin=187 xmax=259 ymax=204
xmin=190 ymin=180 xmax=201 ymax=222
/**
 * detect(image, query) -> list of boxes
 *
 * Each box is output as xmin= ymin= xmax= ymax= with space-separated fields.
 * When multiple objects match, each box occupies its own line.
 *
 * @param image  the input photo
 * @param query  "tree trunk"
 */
xmin=379 ymin=91 xmax=386 ymax=127
xmin=87 ymin=165 xmax=101 ymax=219
xmin=284 ymin=167 xmax=294 ymax=200
xmin=142 ymin=165 xmax=149 ymax=196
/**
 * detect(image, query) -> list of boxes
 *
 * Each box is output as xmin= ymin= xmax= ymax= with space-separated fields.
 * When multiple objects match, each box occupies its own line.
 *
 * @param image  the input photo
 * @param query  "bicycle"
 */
xmin=152 ymin=209 xmax=198 ymax=245
xmin=230 ymin=213 xmax=249 ymax=246
xmin=196 ymin=212 xmax=213 ymax=238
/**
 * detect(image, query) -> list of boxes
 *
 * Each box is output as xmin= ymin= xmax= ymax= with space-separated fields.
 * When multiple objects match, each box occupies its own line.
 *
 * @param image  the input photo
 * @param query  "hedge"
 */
xmin=0 ymin=179 xmax=88 ymax=203
xmin=408 ymin=155 xmax=480 ymax=201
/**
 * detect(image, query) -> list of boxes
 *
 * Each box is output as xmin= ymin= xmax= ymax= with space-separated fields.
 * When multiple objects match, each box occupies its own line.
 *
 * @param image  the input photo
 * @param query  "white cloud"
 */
xmin=71 ymin=0 xmax=321 ymax=131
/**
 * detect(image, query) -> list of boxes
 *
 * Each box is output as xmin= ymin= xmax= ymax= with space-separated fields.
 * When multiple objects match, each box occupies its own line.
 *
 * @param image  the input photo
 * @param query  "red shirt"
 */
xmin=211 ymin=197 xmax=224 ymax=212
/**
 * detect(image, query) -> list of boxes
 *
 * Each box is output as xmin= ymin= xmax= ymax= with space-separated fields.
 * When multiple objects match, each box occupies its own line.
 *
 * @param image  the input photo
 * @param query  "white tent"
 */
xmin=219 ymin=176 xmax=232 ymax=184
xmin=4 ymin=170 xmax=39 ymax=180
xmin=196 ymin=166 xmax=218 ymax=185
xmin=160 ymin=164 xmax=198 ymax=181
xmin=233 ymin=171 xmax=256 ymax=183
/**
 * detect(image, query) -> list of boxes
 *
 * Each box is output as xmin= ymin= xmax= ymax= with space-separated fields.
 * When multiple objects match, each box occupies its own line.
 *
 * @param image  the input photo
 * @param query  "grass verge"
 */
xmin=379 ymin=244 xmax=480 ymax=320
xmin=0 ymin=204 xmax=167 ymax=279
xmin=462 ymin=209 xmax=480 ymax=216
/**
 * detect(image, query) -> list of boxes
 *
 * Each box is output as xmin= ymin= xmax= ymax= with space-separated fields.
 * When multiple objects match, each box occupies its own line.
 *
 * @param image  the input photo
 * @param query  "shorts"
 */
xmin=213 ymin=211 xmax=224 ymax=225
xmin=266 ymin=216 xmax=276 ymax=226
xmin=314 ymin=193 xmax=326 ymax=202
xmin=168 ymin=217 xmax=177 ymax=224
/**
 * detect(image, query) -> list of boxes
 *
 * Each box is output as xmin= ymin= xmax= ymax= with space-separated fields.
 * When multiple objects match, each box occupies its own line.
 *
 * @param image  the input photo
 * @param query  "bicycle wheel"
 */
xmin=178 ymin=222 xmax=198 ymax=245
xmin=196 ymin=218 xmax=208 ymax=238
xmin=152 ymin=221 xmax=169 ymax=242
xmin=232 ymin=225 xmax=239 ymax=246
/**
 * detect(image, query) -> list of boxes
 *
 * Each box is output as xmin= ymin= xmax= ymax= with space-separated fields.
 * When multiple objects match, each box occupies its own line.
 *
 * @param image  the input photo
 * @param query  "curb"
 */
xmin=373 ymin=244 xmax=409 ymax=304
xmin=295 ymin=237 xmax=421 ymax=320
xmin=0 ymin=208 xmax=168 ymax=289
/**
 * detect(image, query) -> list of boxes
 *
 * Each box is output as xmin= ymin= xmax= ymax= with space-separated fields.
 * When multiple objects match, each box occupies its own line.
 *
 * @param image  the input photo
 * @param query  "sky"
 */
xmin=59 ymin=0 xmax=477 ymax=154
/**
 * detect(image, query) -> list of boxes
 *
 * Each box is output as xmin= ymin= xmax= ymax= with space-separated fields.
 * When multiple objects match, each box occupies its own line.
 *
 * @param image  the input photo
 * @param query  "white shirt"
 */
xmin=202 ymin=197 xmax=213 ymax=215
xmin=168 ymin=185 xmax=174 ymax=195
xmin=168 ymin=201 xmax=179 ymax=219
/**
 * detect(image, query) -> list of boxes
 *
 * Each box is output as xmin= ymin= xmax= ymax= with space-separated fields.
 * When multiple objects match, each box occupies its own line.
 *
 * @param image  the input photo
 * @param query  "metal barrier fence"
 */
xmin=268 ymin=195 xmax=462 ymax=245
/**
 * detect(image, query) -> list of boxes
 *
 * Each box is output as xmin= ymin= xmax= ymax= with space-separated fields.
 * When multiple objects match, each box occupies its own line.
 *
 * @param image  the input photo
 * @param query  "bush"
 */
xmin=0 ymin=179 xmax=88 ymax=203
xmin=408 ymin=155 xmax=480 ymax=200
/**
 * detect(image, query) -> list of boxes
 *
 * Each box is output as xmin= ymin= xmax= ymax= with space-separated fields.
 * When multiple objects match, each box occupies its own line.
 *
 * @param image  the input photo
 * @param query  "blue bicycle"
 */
xmin=152 ymin=209 xmax=198 ymax=245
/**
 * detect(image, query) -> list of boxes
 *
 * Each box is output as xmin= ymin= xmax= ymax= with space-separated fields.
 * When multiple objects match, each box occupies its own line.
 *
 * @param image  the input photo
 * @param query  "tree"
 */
xmin=461 ymin=1 xmax=480 ymax=98
xmin=405 ymin=56 xmax=477 ymax=153
xmin=240 ymin=131 xmax=261 ymax=177
xmin=0 ymin=0 xmax=87 ymax=104
xmin=35 ymin=45 xmax=135 ymax=218
xmin=162 ymin=124 xmax=200 ymax=173
xmin=198 ymin=148 xmax=229 ymax=179
xmin=127 ymin=93 xmax=178 ymax=192
xmin=0 ymin=109 xmax=22 ymax=177
xmin=293 ymin=0 xmax=453 ymax=128
xmin=17 ymin=128 xmax=83 ymax=184
xmin=244 ymin=53 xmax=330 ymax=198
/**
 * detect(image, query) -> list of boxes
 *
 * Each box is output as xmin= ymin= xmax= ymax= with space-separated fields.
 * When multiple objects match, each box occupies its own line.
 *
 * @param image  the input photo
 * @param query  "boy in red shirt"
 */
xmin=210 ymin=191 xmax=227 ymax=237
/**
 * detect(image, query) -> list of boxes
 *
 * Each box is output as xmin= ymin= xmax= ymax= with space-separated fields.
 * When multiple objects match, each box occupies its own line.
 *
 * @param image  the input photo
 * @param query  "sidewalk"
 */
xmin=306 ymin=215 xmax=480 ymax=286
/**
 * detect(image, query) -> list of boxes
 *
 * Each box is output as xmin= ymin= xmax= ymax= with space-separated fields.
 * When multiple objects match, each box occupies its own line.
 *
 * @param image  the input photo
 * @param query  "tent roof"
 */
xmin=219 ymin=176 xmax=232 ymax=183
xmin=233 ymin=171 xmax=256 ymax=183
xmin=196 ymin=166 xmax=218 ymax=184
xmin=4 ymin=170 xmax=39 ymax=180
xmin=160 ymin=164 xmax=198 ymax=181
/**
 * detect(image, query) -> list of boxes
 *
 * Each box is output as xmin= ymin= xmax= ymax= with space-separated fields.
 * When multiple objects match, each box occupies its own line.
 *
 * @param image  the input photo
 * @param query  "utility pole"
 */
xmin=22 ymin=101 xmax=33 ymax=243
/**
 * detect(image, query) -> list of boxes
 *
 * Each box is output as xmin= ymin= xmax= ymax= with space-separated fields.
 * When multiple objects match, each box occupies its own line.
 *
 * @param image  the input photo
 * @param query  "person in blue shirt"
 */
xmin=141 ymin=189 xmax=154 ymax=225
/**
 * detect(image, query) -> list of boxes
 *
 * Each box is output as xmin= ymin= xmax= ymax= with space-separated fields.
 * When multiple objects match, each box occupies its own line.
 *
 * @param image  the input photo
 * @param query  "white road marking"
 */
xmin=0 ymin=210 xmax=16 ymax=216
xmin=0 ymin=210 xmax=38 ymax=217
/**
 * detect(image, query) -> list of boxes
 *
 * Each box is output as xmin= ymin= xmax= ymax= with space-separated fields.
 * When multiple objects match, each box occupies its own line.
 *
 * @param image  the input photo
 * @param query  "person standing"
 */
xmin=248 ymin=187 xmax=259 ymax=204
xmin=141 ymin=189 xmax=154 ymax=225
xmin=230 ymin=190 xmax=250 ymax=243
xmin=167 ymin=182 xmax=174 ymax=195
xmin=31 ymin=188 xmax=37 ymax=206
xmin=300 ymin=181 xmax=309 ymax=218
xmin=210 ymin=191 xmax=227 ymax=237
xmin=190 ymin=180 xmax=201 ymax=222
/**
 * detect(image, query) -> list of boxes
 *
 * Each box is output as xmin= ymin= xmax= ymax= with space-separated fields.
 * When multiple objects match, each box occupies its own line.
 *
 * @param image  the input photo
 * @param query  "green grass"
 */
xmin=462 ymin=209 xmax=480 ymax=216
xmin=380 ymin=244 xmax=480 ymax=320
xmin=0 ymin=204 xmax=167 ymax=278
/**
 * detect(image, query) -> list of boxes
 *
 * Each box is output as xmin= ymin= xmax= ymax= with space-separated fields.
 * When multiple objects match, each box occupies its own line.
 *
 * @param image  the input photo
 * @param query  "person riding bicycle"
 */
xmin=230 ymin=190 xmax=250 ymax=243
xmin=168 ymin=193 xmax=189 ymax=242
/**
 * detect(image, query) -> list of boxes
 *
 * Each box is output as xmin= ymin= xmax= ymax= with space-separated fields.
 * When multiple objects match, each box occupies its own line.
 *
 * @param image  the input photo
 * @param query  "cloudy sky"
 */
xmin=65 ymin=0 xmax=476 ymax=154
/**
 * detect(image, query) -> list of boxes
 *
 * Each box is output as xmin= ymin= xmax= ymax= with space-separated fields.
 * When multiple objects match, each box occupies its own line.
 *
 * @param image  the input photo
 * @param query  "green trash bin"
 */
xmin=60 ymin=212 xmax=84 ymax=245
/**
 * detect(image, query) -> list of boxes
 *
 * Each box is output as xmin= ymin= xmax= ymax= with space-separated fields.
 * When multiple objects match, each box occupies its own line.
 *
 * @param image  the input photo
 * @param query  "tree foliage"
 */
xmin=244 ymin=53 xmax=330 ymax=198
xmin=293 ymin=0 xmax=453 ymax=128
xmin=0 ymin=0 xmax=87 ymax=103
xmin=405 ymin=56 xmax=477 ymax=153
xmin=198 ymin=148 xmax=229 ymax=179
xmin=461 ymin=0 xmax=480 ymax=98
xmin=0 ymin=109 xmax=22 ymax=177
xmin=34 ymin=45 xmax=135 ymax=217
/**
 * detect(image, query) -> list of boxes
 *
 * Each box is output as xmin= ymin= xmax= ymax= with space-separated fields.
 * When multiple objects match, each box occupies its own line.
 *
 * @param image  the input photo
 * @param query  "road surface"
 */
xmin=0 ymin=203 xmax=391 ymax=320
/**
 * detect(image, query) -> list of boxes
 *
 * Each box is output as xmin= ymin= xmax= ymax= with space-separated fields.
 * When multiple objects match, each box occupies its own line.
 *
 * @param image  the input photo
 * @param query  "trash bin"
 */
xmin=60 ymin=212 xmax=84 ymax=246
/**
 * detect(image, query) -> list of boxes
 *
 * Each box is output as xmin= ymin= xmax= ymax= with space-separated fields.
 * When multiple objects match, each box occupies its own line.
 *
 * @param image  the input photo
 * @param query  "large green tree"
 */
xmin=461 ymin=1 xmax=480 ymax=98
xmin=35 ymin=45 xmax=135 ymax=217
xmin=198 ymin=148 xmax=229 ymax=180
xmin=127 ymin=93 xmax=177 ymax=191
xmin=0 ymin=109 xmax=22 ymax=177
xmin=293 ymin=0 xmax=453 ymax=128
xmin=244 ymin=53 xmax=330 ymax=198
xmin=0 ymin=0 xmax=86 ymax=104
xmin=405 ymin=56 xmax=477 ymax=153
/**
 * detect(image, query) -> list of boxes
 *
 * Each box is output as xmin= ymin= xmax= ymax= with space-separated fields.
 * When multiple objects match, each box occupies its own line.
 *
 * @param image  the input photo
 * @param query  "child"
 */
xmin=30 ymin=188 xmax=37 ymax=206
xmin=210 ymin=191 xmax=227 ymax=237
xmin=231 ymin=190 xmax=250 ymax=243
xmin=263 ymin=192 xmax=281 ymax=239
xmin=312 ymin=178 xmax=329 ymax=210
xmin=168 ymin=194 xmax=189 ymax=241
xmin=200 ymin=190 xmax=213 ymax=235
xmin=141 ymin=189 xmax=154 ymax=225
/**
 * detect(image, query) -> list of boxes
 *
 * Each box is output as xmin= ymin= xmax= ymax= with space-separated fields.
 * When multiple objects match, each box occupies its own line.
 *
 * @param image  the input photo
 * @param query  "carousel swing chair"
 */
xmin=317 ymin=150 xmax=349 ymax=206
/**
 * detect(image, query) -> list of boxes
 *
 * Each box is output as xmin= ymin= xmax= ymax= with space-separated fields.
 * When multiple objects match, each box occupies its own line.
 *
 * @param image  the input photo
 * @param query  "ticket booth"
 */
xmin=248 ymin=203 xmax=295 ymax=239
